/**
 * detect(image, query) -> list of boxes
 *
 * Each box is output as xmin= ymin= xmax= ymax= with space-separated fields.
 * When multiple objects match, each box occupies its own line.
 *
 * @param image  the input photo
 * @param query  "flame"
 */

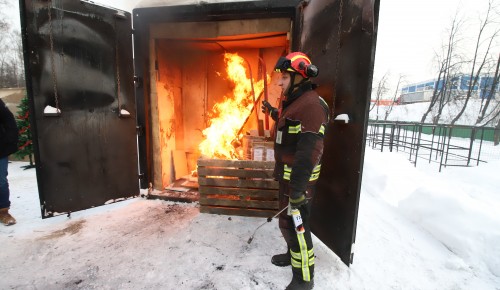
xmin=199 ymin=53 xmax=265 ymax=159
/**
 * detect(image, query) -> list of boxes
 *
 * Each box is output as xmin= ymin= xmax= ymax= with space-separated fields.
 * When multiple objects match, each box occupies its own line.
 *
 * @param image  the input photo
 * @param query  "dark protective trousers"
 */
xmin=278 ymin=181 xmax=315 ymax=281
xmin=0 ymin=157 xmax=10 ymax=209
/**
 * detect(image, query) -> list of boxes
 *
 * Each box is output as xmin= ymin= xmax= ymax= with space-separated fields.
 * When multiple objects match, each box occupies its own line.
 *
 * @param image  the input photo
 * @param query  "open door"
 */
xmin=295 ymin=0 xmax=380 ymax=265
xmin=19 ymin=0 xmax=139 ymax=218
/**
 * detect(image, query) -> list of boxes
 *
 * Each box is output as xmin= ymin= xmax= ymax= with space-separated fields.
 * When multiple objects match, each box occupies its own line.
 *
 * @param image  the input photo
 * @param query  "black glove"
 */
xmin=289 ymin=191 xmax=308 ymax=209
xmin=261 ymin=100 xmax=274 ymax=114
xmin=261 ymin=100 xmax=278 ymax=121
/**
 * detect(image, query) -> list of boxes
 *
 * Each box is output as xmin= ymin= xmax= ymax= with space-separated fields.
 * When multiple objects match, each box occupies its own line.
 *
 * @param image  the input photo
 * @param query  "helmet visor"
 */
xmin=274 ymin=57 xmax=292 ymax=73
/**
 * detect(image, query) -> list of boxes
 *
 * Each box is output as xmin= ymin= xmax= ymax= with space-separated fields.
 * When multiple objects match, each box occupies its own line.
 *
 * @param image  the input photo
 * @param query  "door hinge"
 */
xmin=134 ymin=76 xmax=142 ymax=88
xmin=114 ymin=10 xmax=127 ymax=19
xmin=136 ymin=125 xmax=144 ymax=136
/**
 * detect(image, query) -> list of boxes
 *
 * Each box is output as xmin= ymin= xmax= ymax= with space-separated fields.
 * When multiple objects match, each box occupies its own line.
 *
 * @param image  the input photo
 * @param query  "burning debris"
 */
xmin=198 ymin=53 xmax=267 ymax=160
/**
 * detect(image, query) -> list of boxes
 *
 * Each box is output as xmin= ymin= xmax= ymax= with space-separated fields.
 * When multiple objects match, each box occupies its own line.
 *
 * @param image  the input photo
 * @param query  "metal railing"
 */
xmin=366 ymin=120 xmax=500 ymax=171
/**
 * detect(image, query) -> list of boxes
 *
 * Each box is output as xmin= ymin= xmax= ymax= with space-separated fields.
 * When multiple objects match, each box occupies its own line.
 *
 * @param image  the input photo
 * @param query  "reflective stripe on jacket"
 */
xmin=273 ymin=89 xmax=329 ymax=194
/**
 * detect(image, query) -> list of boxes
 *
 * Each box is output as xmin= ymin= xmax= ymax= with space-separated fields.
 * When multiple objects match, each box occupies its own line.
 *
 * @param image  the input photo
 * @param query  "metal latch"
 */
xmin=334 ymin=114 xmax=350 ymax=124
xmin=136 ymin=126 xmax=144 ymax=136
xmin=134 ymin=76 xmax=142 ymax=88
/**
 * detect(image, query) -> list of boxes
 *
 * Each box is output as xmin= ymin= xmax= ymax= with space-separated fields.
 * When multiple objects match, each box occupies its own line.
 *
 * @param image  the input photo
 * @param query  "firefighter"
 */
xmin=262 ymin=52 xmax=329 ymax=290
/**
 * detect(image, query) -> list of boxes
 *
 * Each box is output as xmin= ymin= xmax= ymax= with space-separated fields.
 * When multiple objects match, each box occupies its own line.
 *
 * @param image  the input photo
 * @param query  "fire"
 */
xmin=199 ymin=53 xmax=265 ymax=159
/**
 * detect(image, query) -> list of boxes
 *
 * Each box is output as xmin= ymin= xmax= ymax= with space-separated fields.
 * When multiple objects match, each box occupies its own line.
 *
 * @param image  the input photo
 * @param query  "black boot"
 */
xmin=271 ymin=252 xmax=291 ymax=267
xmin=285 ymin=275 xmax=314 ymax=290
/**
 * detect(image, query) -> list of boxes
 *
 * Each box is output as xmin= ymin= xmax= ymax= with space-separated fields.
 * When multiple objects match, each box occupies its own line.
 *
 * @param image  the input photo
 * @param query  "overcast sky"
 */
xmin=6 ymin=0 xmax=496 ymax=92
xmin=375 ymin=0 xmax=493 ymax=86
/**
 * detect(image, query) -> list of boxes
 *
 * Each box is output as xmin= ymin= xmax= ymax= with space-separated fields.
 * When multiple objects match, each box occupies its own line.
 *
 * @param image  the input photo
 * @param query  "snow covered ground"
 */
xmin=1 ymin=147 xmax=499 ymax=290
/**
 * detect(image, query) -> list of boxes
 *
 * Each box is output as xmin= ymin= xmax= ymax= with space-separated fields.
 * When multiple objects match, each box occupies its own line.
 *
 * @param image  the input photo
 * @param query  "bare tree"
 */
xmin=0 ymin=30 xmax=23 ymax=88
xmin=0 ymin=41 xmax=8 ymax=87
xmin=474 ymin=58 xmax=500 ymax=145
xmin=0 ymin=0 xmax=11 ymax=87
xmin=0 ymin=0 xmax=24 ymax=88
xmin=451 ymin=0 xmax=500 ymax=125
xmin=384 ymin=74 xmax=404 ymax=120
xmin=0 ymin=0 xmax=9 ymax=32
xmin=421 ymin=62 xmax=445 ymax=123
xmin=421 ymin=12 xmax=464 ymax=124
xmin=370 ymin=72 xmax=389 ymax=120
xmin=495 ymin=121 xmax=500 ymax=145
xmin=434 ymin=69 xmax=464 ymax=123
xmin=487 ymin=102 xmax=500 ymax=145
xmin=8 ymin=30 xmax=24 ymax=88
xmin=476 ymin=93 xmax=500 ymax=127
xmin=476 ymin=53 xmax=500 ymax=125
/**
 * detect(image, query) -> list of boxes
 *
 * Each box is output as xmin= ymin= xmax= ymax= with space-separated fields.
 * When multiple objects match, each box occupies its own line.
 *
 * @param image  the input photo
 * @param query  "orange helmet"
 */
xmin=274 ymin=52 xmax=319 ymax=78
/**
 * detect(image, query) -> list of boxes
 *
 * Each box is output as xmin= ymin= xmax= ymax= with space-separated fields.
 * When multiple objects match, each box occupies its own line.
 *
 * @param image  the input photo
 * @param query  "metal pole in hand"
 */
xmin=247 ymin=205 xmax=289 ymax=244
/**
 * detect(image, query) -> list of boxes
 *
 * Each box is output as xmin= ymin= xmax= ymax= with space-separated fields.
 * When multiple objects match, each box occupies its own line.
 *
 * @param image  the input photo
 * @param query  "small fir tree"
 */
xmin=15 ymin=94 xmax=35 ymax=169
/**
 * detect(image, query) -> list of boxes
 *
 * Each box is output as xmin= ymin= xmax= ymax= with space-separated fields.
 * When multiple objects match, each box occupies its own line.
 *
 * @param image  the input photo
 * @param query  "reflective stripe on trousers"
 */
xmin=283 ymin=164 xmax=321 ymax=181
xmin=278 ymin=182 xmax=315 ymax=282
xmin=290 ymin=245 xmax=315 ymax=281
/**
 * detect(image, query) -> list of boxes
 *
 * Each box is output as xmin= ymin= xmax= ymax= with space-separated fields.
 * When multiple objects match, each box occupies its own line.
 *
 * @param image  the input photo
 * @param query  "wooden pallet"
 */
xmin=197 ymin=159 xmax=279 ymax=217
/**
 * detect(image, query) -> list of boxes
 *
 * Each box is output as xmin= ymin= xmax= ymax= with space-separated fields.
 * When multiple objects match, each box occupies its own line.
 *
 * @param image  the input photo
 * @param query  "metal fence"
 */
xmin=366 ymin=120 xmax=500 ymax=171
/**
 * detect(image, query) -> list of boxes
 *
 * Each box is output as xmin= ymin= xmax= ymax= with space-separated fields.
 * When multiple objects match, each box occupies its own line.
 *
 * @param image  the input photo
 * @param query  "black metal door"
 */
xmin=295 ymin=0 xmax=380 ymax=265
xmin=20 ymin=0 xmax=139 ymax=218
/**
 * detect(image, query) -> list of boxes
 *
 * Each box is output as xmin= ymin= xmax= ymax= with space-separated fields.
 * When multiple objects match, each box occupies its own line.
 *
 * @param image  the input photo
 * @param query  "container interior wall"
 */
xmin=150 ymin=18 xmax=290 ymax=189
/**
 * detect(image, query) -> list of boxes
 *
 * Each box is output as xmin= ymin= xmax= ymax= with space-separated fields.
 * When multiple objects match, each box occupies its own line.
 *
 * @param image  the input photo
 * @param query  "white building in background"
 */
xmin=399 ymin=74 xmax=499 ymax=104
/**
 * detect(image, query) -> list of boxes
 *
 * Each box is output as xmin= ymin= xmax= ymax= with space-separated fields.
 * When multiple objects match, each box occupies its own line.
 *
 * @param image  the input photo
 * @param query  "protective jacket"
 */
xmin=0 ymin=99 xmax=19 ymax=158
xmin=273 ymin=84 xmax=329 ymax=199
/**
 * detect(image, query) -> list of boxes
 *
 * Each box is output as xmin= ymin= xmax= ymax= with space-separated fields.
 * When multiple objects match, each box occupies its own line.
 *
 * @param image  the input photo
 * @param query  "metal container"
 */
xmin=19 ymin=0 xmax=380 ymax=266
